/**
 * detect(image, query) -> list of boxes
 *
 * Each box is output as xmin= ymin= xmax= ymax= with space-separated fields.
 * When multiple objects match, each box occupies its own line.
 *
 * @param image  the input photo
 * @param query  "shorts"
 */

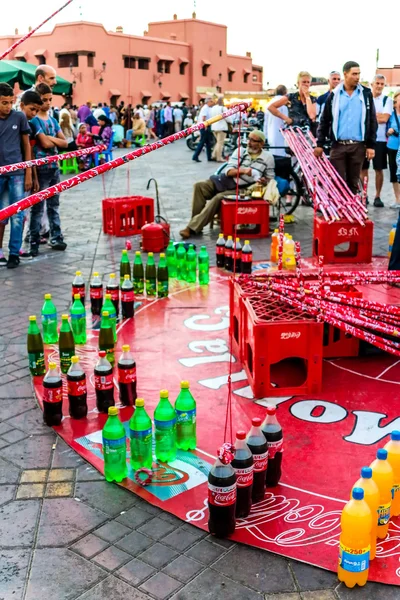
xmin=362 ymin=141 xmax=387 ymax=171
xmin=388 ymin=147 xmax=399 ymax=183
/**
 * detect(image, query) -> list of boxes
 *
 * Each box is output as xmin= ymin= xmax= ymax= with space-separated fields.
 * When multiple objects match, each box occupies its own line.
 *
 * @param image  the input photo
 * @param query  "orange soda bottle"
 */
xmin=384 ymin=430 xmax=400 ymax=517
xmin=370 ymin=448 xmax=394 ymax=538
xmin=270 ymin=229 xmax=279 ymax=263
xmin=352 ymin=467 xmax=379 ymax=560
xmin=338 ymin=487 xmax=372 ymax=588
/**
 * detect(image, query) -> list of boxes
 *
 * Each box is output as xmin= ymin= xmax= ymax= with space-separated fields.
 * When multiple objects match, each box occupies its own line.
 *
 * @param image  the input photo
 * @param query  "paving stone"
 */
xmin=140 ymin=572 xmax=182 ymax=599
xmin=77 ymin=574 xmax=153 ymax=599
xmin=52 ymin=437 xmax=85 ymax=468
xmin=36 ymin=498 xmax=108 ymax=547
xmin=138 ymin=542 xmax=179 ymax=569
xmin=169 ymin=567 xmax=261 ymax=600
xmin=45 ymin=481 xmax=74 ymax=497
xmin=163 ymin=555 xmax=203 ymax=583
xmin=290 ymin=561 xmax=338 ymax=591
xmin=20 ymin=469 xmax=48 ymax=483
xmin=163 ymin=527 xmax=204 ymax=552
xmin=116 ymin=557 xmax=156 ymax=586
xmin=0 ymin=549 xmax=31 ymax=600
xmin=0 ymin=428 xmax=27 ymax=443
xmin=17 ymin=483 xmax=45 ymax=499
xmin=94 ymin=521 xmax=132 ymax=543
xmin=0 ymin=456 xmax=20 ymax=484
xmin=180 ymin=523 xmax=207 ymax=542
xmin=0 ymin=439 xmax=10 ymax=449
xmin=264 ymin=595 xmax=301 ymax=600
xmin=25 ymin=548 xmax=106 ymax=600
xmin=76 ymin=464 xmax=105 ymax=480
xmin=336 ymin=581 xmax=400 ymax=599
xmin=137 ymin=516 xmax=177 ymax=540
xmin=185 ymin=539 xmax=227 ymax=565
xmin=0 ymin=398 xmax=34 ymax=419
xmin=302 ymin=591 xmax=337 ymax=600
xmin=75 ymin=480 xmax=137 ymax=516
xmin=0 ymin=422 xmax=13 ymax=435
xmin=0 ymin=500 xmax=40 ymax=547
xmin=116 ymin=530 xmax=154 ymax=556
xmin=71 ymin=534 xmax=109 ymax=559
xmin=6 ymin=407 xmax=53 ymax=435
xmin=205 ymin=534 xmax=235 ymax=548
xmin=0 ymin=434 xmax=55 ymax=469
xmin=92 ymin=545 xmax=132 ymax=571
xmin=0 ymin=376 xmax=33 ymax=398
xmin=159 ymin=512 xmax=185 ymax=527
xmin=116 ymin=506 xmax=154 ymax=529
xmin=48 ymin=468 xmax=75 ymax=482
xmin=0 ymin=484 xmax=15 ymax=505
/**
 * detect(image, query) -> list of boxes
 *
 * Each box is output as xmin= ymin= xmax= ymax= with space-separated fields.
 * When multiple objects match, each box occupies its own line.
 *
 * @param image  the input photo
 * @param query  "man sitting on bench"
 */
xmin=179 ymin=130 xmax=275 ymax=239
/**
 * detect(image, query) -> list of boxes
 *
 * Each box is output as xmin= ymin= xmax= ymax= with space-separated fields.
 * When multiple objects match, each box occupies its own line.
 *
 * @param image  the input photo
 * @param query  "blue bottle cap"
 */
xmin=377 ymin=448 xmax=388 ymax=460
xmin=392 ymin=430 xmax=400 ymax=441
xmin=361 ymin=467 xmax=372 ymax=479
xmin=352 ymin=487 xmax=364 ymax=500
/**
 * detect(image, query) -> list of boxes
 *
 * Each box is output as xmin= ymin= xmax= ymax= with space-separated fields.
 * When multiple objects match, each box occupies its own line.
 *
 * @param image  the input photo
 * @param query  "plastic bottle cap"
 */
xmin=266 ymin=406 xmax=277 ymax=415
xmin=108 ymin=407 xmax=118 ymax=416
xmin=93 ymin=272 xmax=99 ymax=277
xmin=252 ymin=417 xmax=262 ymax=426
xmin=274 ymin=229 xmax=279 ymax=232
xmin=392 ymin=430 xmax=400 ymax=441
xmin=61 ymin=314 xmax=68 ymax=320
xmin=361 ymin=466 xmax=372 ymax=479
xmin=245 ymin=240 xmax=250 ymax=245
xmin=122 ymin=249 xmax=127 ymax=254
xmin=148 ymin=252 xmax=154 ymax=257
xmin=109 ymin=273 xmax=115 ymax=279
xmin=99 ymin=351 xmax=106 ymax=357
xmin=102 ymin=311 xmax=109 ymax=317
xmin=29 ymin=315 xmax=37 ymax=321
xmin=71 ymin=356 xmax=79 ymax=364
xmin=44 ymin=293 xmax=52 ymax=300
xmin=124 ymin=274 xmax=130 ymax=279
xmin=227 ymin=235 xmax=232 ymax=240
xmin=180 ymin=380 xmax=190 ymax=389
xmin=136 ymin=398 xmax=144 ymax=407
xmin=48 ymin=362 xmax=57 ymax=369
xmin=219 ymin=233 xmax=223 ymax=238
xmin=122 ymin=344 xmax=130 ymax=352
xmin=377 ymin=448 xmax=388 ymax=460
xmin=74 ymin=294 xmax=81 ymax=300
xmin=160 ymin=389 xmax=169 ymax=398
xmin=235 ymin=237 xmax=239 ymax=242
xmin=136 ymin=251 xmax=141 ymax=255
xmin=352 ymin=487 xmax=364 ymax=500
xmin=236 ymin=431 xmax=246 ymax=440
xmin=105 ymin=293 xmax=111 ymax=299
xmin=76 ymin=271 xmax=81 ymax=276
xmin=160 ymin=253 xmax=165 ymax=258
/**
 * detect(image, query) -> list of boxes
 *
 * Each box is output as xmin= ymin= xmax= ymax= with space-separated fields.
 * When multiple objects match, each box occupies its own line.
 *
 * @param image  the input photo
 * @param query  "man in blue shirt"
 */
xmin=315 ymin=61 xmax=377 ymax=193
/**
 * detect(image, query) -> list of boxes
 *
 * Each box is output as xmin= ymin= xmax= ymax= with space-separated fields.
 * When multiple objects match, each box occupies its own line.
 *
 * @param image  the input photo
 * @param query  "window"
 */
xmin=164 ymin=61 xmax=172 ymax=74
xmin=219 ymin=51 xmax=222 ymax=57
xmin=57 ymin=53 xmax=78 ymax=68
xmin=252 ymin=74 xmax=258 ymax=82
xmin=16 ymin=57 xmax=27 ymax=62
xmin=157 ymin=60 xmax=164 ymax=73
xmin=179 ymin=62 xmax=187 ymax=75
xmin=124 ymin=56 xmax=136 ymax=69
xmin=228 ymin=71 xmax=234 ymax=83
xmin=138 ymin=57 xmax=150 ymax=70
xmin=36 ymin=55 xmax=46 ymax=65
xmin=87 ymin=53 xmax=94 ymax=67
xmin=202 ymin=64 xmax=210 ymax=77
xmin=244 ymin=73 xmax=249 ymax=83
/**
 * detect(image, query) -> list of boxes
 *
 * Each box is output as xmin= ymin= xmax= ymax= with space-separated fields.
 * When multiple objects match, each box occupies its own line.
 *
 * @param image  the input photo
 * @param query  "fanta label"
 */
xmin=234 ymin=465 xmax=254 ymax=487
xmin=377 ymin=502 xmax=391 ymax=526
xmin=253 ymin=452 xmax=268 ymax=472
xmin=339 ymin=543 xmax=370 ymax=573
xmin=268 ymin=438 xmax=283 ymax=459
xmin=208 ymin=482 xmax=236 ymax=506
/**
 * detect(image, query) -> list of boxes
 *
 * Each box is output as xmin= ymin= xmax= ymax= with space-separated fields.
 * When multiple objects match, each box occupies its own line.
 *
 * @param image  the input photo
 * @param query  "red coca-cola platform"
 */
xmin=33 ymin=259 xmax=400 ymax=586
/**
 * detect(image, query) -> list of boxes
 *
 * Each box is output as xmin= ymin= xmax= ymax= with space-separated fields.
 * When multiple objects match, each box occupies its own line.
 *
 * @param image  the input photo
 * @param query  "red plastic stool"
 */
xmin=241 ymin=293 xmax=323 ymax=398
xmin=221 ymin=200 xmax=269 ymax=239
xmin=313 ymin=216 xmax=373 ymax=264
xmin=102 ymin=196 xmax=154 ymax=237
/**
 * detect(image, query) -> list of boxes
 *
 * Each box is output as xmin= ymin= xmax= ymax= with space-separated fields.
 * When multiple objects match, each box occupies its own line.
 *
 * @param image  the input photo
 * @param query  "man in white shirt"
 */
xmin=192 ymin=98 xmax=215 ymax=162
xmin=264 ymin=86 xmax=288 ymax=157
xmin=173 ymin=105 xmax=183 ymax=132
xmin=361 ymin=74 xmax=393 ymax=207
xmin=210 ymin=97 xmax=232 ymax=162
xmin=93 ymin=103 xmax=106 ymax=120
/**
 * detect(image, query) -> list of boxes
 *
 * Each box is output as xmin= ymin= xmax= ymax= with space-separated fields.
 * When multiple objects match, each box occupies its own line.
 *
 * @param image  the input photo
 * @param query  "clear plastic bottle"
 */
xmin=198 ymin=246 xmax=210 ymax=285
xmin=384 ymin=430 xmax=400 ymax=516
xmin=70 ymin=294 xmax=87 ymax=345
xmin=154 ymin=389 xmax=177 ymax=462
xmin=41 ymin=293 xmax=58 ymax=344
xmin=370 ymin=448 xmax=394 ymax=539
xmin=174 ymin=381 xmax=196 ymax=450
xmin=352 ymin=466 xmax=379 ymax=560
xmin=270 ymin=229 xmax=279 ymax=263
xmin=72 ymin=271 xmax=85 ymax=304
xmin=102 ymin=407 xmax=128 ymax=482
xmin=129 ymin=398 xmax=153 ymax=470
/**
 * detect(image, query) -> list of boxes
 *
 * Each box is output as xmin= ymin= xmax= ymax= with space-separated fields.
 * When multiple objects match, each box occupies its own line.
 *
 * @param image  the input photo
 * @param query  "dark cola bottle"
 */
xmin=208 ymin=455 xmax=236 ymax=538
xmin=117 ymin=344 xmax=137 ymax=406
xmin=231 ymin=431 xmax=254 ymax=518
xmin=216 ymin=233 xmax=226 ymax=268
xmin=233 ymin=238 xmax=242 ymax=273
xmin=246 ymin=417 xmax=268 ymax=503
xmin=43 ymin=362 xmax=63 ymax=427
xmin=90 ymin=272 xmax=103 ymax=316
xmin=241 ymin=240 xmax=253 ymax=274
xmin=94 ymin=351 xmax=115 ymax=413
xmin=106 ymin=273 xmax=120 ymax=317
xmin=67 ymin=355 xmax=88 ymax=419
xmin=224 ymin=235 xmax=234 ymax=272
xmin=121 ymin=275 xmax=135 ymax=319
xmin=72 ymin=271 xmax=85 ymax=305
xmin=262 ymin=406 xmax=283 ymax=487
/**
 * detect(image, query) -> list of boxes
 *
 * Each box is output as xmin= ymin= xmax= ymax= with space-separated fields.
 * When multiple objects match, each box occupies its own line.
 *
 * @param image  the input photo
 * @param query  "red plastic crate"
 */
xmin=221 ymin=200 xmax=269 ymax=239
xmin=102 ymin=196 xmax=154 ymax=237
xmin=242 ymin=293 xmax=323 ymax=398
xmin=313 ymin=216 xmax=373 ymax=264
xmin=229 ymin=279 xmax=268 ymax=360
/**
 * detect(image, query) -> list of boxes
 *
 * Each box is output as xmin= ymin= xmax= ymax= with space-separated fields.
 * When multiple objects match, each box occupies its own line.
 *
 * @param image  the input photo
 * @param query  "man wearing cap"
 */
xmin=180 ymin=130 xmax=274 ymax=238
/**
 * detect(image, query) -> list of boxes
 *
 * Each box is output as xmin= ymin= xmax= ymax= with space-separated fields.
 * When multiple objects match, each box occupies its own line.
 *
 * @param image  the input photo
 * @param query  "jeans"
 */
xmin=30 ymin=168 xmax=62 ymax=247
xmin=0 ymin=174 xmax=25 ymax=255
xmin=193 ymin=129 xmax=213 ymax=161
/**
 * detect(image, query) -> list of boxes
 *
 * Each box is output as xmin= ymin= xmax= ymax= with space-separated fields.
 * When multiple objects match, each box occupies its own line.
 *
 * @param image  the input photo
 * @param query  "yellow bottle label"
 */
xmin=377 ymin=502 xmax=391 ymax=526
xmin=393 ymin=483 xmax=400 ymax=495
xmin=339 ymin=543 xmax=370 ymax=573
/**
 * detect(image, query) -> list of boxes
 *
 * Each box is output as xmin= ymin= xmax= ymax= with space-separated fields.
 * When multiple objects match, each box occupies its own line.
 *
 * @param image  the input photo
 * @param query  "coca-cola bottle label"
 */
xmin=176 ymin=408 xmax=196 ymax=423
xmin=242 ymin=253 xmax=253 ymax=262
xmin=43 ymin=385 xmax=62 ymax=403
xmin=72 ymin=286 xmax=85 ymax=297
xmin=95 ymin=373 xmax=114 ymax=390
xmin=108 ymin=289 xmax=119 ymax=301
xmin=233 ymin=250 xmax=242 ymax=259
xmin=121 ymin=291 xmax=134 ymax=302
xmin=67 ymin=379 xmax=87 ymax=396
xmin=118 ymin=367 xmax=136 ymax=384
xmin=268 ymin=438 xmax=283 ymax=459
xmin=90 ymin=288 xmax=103 ymax=299
xmin=130 ymin=427 xmax=152 ymax=442
xmin=208 ymin=482 xmax=237 ymax=506
xmin=225 ymin=249 xmax=232 ymax=258
xmin=253 ymin=451 xmax=268 ymax=472
xmin=216 ymin=246 xmax=225 ymax=255
xmin=234 ymin=465 xmax=254 ymax=487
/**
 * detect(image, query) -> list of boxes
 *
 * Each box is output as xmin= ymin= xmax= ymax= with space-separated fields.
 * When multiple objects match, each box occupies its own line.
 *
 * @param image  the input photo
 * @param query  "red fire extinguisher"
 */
xmin=141 ymin=178 xmax=170 ymax=252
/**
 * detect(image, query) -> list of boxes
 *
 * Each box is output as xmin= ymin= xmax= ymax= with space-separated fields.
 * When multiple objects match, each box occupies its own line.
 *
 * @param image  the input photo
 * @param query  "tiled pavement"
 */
xmin=0 ymin=141 xmax=398 ymax=599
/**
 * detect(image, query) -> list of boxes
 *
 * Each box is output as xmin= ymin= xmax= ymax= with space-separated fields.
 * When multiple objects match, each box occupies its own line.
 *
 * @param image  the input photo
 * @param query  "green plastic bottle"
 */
xmin=41 ymin=293 xmax=58 ymax=344
xmin=102 ymin=293 xmax=117 ymax=343
xmin=157 ymin=253 xmax=169 ymax=298
xmin=185 ymin=244 xmax=197 ymax=283
xmin=198 ymin=246 xmax=210 ymax=285
xmin=59 ymin=314 xmax=75 ymax=374
xmin=99 ymin=311 xmax=115 ymax=367
xmin=120 ymin=249 xmax=131 ymax=287
xmin=166 ymin=240 xmax=177 ymax=278
xmin=175 ymin=380 xmax=197 ymax=450
xmin=154 ymin=389 xmax=177 ymax=462
xmin=102 ymin=406 xmax=128 ymax=482
xmin=70 ymin=294 xmax=87 ymax=345
xmin=145 ymin=252 xmax=157 ymax=296
xmin=27 ymin=316 xmax=45 ymax=376
xmin=176 ymin=243 xmax=187 ymax=281
xmin=133 ymin=251 xmax=145 ymax=294
xmin=129 ymin=398 xmax=153 ymax=470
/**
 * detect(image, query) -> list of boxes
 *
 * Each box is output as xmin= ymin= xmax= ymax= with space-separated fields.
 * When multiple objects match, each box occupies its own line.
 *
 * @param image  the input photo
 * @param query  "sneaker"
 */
xmin=389 ymin=202 xmax=400 ymax=209
xmin=30 ymin=246 xmax=39 ymax=258
xmin=48 ymin=238 xmax=67 ymax=251
xmin=6 ymin=254 xmax=20 ymax=269
xmin=373 ymin=197 xmax=384 ymax=207
xmin=19 ymin=250 xmax=33 ymax=260
xmin=0 ymin=253 xmax=6 ymax=267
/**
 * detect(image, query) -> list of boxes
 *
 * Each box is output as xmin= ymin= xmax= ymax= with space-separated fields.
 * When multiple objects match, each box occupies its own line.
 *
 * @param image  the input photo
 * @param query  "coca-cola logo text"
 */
xmin=237 ymin=207 xmax=259 ymax=216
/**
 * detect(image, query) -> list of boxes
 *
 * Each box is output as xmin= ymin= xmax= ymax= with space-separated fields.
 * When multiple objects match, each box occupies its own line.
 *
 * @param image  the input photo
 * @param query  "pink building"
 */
xmin=0 ymin=14 xmax=263 ymax=106
xmin=376 ymin=66 xmax=400 ymax=87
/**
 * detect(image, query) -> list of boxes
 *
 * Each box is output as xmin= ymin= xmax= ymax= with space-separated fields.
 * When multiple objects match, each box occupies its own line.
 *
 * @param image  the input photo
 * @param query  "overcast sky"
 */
xmin=0 ymin=0 xmax=397 ymax=87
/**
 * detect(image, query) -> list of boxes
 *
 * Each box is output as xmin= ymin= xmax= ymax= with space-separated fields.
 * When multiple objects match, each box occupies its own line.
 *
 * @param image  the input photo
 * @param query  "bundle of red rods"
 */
xmin=240 ymin=240 xmax=400 ymax=357
xmin=281 ymin=127 xmax=368 ymax=225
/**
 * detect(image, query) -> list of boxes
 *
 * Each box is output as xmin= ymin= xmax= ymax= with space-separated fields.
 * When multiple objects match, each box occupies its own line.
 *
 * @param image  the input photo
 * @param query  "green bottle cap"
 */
xmin=108 ymin=407 xmax=118 ymax=416
xmin=29 ymin=315 xmax=37 ymax=321
xmin=102 ymin=311 xmax=109 ymax=317
xmin=74 ymin=294 xmax=81 ymax=300
xmin=61 ymin=314 xmax=69 ymax=320
xmin=160 ymin=389 xmax=169 ymax=398
xmin=44 ymin=293 xmax=52 ymax=300
xmin=180 ymin=381 xmax=190 ymax=389
xmin=122 ymin=344 xmax=130 ymax=352
xmin=71 ymin=356 xmax=79 ymax=364
xmin=136 ymin=398 xmax=144 ymax=407
xmin=124 ymin=274 xmax=130 ymax=279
